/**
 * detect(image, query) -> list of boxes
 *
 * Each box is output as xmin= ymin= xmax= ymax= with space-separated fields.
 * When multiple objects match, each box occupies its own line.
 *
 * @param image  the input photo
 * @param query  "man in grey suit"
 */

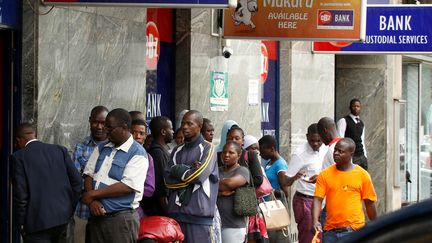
xmin=10 ymin=123 xmax=82 ymax=243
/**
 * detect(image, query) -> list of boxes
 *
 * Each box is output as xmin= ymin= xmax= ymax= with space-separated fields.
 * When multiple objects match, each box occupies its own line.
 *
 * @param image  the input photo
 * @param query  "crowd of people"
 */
xmin=10 ymin=98 xmax=378 ymax=243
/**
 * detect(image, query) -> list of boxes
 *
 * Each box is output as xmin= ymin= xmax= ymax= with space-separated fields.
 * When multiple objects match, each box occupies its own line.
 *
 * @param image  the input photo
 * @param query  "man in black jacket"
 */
xmin=142 ymin=116 xmax=174 ymax=216
xmin=10 ymin=123 xmax=82 ymax=242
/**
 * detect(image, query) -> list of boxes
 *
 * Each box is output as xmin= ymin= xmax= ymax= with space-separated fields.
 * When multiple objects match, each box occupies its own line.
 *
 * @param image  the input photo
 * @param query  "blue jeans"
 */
xmin=323 ymin=228 xmax=353 ymax=243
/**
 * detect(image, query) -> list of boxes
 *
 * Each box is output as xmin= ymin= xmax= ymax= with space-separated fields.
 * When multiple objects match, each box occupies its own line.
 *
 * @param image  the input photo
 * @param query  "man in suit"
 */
xmin=10 ymin=123 xmax=82 ymax=242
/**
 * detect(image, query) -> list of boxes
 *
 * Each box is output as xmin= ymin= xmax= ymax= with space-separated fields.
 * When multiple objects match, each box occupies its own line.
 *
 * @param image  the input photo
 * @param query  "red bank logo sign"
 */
xmin=260 ymin=43 xmax=268 ymax=83
xmin=146 ymin=21 xmax=160 ymax=70
xmin=318 ymin=11 xmax=333 ymax=25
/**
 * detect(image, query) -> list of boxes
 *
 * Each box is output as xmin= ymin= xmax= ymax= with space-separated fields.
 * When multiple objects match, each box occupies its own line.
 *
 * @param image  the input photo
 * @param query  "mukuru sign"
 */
xmin=223 ymin=0 xmax=366 ymax=41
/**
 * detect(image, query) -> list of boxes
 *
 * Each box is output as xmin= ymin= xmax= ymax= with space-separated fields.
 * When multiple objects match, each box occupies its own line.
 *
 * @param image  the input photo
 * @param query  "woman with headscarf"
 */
xmin=217 ymin=120 xmax=239 ymax=153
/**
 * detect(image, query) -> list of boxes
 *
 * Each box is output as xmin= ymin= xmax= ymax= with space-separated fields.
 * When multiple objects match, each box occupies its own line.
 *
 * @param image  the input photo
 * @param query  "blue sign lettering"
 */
xmin=314 ymin=5 xmax=432 ymax=53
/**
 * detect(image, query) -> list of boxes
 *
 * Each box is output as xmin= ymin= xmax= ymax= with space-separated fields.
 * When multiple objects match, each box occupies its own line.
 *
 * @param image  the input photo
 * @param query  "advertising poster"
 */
xmin=223 ymin=0 xmax=366 ymax=40
xmin=261 ymin=41 xmax=278 ymax=137
xmin=210 ymin=71 xmax=229 ymax=111
xmin=313 ymin=5 xmax=432 ymax=53
xmin=145 ymin=9 xmax=175 ymax=124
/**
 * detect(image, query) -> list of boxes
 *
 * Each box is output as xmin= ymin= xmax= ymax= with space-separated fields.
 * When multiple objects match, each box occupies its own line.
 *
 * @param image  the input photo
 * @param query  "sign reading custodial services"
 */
xmin=223 ymin=0 xmax=366 ymax=41
xmin=314 ymin=5 xmax=432 ymax=54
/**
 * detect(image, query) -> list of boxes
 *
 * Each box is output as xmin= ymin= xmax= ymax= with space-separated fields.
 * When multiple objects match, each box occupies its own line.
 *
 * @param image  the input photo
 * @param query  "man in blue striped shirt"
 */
xmin=72 ymin=106 xmax=108 ymax=243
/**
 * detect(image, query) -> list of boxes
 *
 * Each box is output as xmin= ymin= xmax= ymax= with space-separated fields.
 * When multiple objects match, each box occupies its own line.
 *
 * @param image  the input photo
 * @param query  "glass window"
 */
xmin=420 ymin=64 xmax=432 ymax=200
xmin=402 ymin=63 xmax=419 ymax=203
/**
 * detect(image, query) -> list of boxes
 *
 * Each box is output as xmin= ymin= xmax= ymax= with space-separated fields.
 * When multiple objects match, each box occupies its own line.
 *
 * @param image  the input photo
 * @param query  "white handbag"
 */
xmin=258 ymin=192 xmax=290 ymax=231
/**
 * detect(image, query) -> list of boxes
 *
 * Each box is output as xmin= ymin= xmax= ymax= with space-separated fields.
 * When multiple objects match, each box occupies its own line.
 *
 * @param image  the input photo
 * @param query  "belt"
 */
xmin=295 ymin=191 xmax=314 ymax=199
xmin=103 ymin=209 xmax=135 ymax=217
xmin=326 ymin=227 xmax=352 ymax=233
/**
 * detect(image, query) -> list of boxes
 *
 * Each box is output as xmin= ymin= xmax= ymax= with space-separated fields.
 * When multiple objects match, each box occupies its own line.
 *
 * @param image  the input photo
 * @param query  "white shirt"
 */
xmin=321 ymin=140 xmax=339 ymax=170
xmin=337 ymin=114 xmax=367 ymax=157
xmin=286 ymin=142 xmax=327 ymax=196
xmin=84 ymin=135 xmax=148 ymax=209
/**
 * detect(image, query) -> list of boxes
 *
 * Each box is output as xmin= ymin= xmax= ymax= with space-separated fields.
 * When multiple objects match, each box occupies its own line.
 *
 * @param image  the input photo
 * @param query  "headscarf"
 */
xmin=217 ymin=120 xmax=239 ymax=152
xmin=243 ymin=135 xmax=258 ymax=150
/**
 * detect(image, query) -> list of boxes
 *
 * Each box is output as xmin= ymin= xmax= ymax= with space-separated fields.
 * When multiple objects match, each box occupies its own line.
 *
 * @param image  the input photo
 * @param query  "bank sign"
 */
xmin=314 ymin=5 xmax=432 ymax=53
xmin=0 ymin=0 xmax=18 ymax=28
xmin=43 ymin=0 xmax=233 ymax=7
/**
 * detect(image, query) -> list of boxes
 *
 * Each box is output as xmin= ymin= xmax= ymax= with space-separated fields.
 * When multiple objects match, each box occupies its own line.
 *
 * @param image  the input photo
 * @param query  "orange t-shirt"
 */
xmin=314 ymin=165 xmax=377 ymax=231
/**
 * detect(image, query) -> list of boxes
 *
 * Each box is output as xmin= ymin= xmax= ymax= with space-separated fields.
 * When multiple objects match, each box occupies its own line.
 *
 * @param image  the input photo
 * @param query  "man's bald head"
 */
xmin=15 ymin=123 xmax=37 ymax=149
xmin=317 ymin=117 xmax=338 ymax=145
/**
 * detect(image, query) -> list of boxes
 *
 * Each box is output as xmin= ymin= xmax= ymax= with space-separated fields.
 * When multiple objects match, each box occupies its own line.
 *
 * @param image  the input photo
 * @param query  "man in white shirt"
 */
xmin=337 ymin=98 xmax=368 ymax=170
xmin=81 ymin=108 xmax=149 ymax=243
xmin=285 ymin=123 xmax=327 ymax=243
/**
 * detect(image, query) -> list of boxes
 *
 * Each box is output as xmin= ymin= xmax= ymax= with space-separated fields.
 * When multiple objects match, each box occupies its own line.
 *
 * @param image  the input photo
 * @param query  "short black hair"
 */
xmin=174 ymin=127 xmax=183 ymax=136
xmin=224 ymin=140 xmax=242 ymax=155
xmin=227 ymin=126 xmax=244 ymax=138
xmin=15 ymin=122 xmax=36 ymax=139
xmin=259 ymin=135 xmax=277 ymax=149
xmin=350 ymin=98 xmax=361 ymax=106
xmin=90 ymin=106 xmax=109 ymax=117
xmin=340 ymin=137 xmax=356 ymax=152
xmin=108 ymin=108 xmax=132 ymax=128
xmin=307 ymin=123 xmax=319 ymax=135
xmin=131 ymin=119 xmax=148 ymax=127
xmin=184 ymin=110 xmax=203 ymax=126
xmin=149 ymin=116 xmax=170 ymax=137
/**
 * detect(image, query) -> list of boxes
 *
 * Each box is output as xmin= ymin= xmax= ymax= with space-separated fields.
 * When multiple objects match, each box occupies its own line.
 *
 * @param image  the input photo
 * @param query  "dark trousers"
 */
xmin=293 ymin=193 xmax=313 ymax=243
xmin=353 ymin=154 xmax=368 ymax=170
xmin=23 ymin=224 xmax=68 ymax=243
xmin=87 ymin=210 xmax=139 ymax=243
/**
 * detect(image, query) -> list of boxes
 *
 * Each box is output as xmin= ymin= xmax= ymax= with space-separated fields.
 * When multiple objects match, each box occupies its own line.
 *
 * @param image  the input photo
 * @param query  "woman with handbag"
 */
xmin=226 ymin=127 xmax=273 ymax=243
xmin=218 ymin=141 xmax=251 ymax=243
xmin=258 ymin=135 xmax=292 ymax=243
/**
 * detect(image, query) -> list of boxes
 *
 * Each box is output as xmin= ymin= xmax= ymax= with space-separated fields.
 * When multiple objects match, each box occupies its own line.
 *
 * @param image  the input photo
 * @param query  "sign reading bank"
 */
xmin=314 ymin=5 xmax=432 ymax=53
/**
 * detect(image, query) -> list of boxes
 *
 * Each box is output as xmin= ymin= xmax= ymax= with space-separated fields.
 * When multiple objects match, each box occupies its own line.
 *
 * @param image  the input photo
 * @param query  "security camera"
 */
xmin=222 ymin=46 xmax=233 ymax=58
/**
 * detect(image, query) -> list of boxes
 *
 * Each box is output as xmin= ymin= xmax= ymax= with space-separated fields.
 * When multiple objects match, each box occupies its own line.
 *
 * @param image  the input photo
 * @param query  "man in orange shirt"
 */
xmin=312 ymin=138 xmax=377 ymax=243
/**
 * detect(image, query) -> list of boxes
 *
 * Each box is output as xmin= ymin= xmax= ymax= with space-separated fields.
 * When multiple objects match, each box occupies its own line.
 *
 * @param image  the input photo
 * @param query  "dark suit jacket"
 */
xmin=10 ymin=140 xmax=82 ymax=233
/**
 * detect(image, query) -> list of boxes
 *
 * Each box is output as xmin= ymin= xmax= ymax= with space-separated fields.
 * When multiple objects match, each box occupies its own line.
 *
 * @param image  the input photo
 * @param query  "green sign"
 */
xmin=210 ymin=71 xmax=228 ymax=111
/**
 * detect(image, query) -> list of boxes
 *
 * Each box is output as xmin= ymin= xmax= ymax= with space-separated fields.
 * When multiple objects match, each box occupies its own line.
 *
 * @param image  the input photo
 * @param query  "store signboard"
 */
xmin=42 ymin=0 xmax=233 ymax=7
xmin=313 ymin=5 xmax=432 ymax=54
xmin=223 ymin=0 xmax=366 ymax=41
xmin=0 ymin=0 xmax=19 ymax=28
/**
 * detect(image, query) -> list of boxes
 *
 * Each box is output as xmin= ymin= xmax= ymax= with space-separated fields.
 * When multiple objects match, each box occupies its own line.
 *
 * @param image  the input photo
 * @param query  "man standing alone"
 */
xmin=11 ymin=123 xmax=82 ymax=242
xmin=312 ymin=138 xmax=377 ymax=243
xmin=337 ymin=98 xmax=368 ymax=170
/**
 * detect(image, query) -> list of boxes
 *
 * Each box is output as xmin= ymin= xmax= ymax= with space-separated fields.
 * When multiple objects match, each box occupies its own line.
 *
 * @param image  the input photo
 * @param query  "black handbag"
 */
xmin=234 ymin=163 xmax=258 ymax=216
xmin=234 ymin=186 xmax=258 ymax=216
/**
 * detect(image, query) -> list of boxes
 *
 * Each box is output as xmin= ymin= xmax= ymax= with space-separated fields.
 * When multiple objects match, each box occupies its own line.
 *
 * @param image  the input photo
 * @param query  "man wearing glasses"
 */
xmin=82 ymin=108 xmax=149 ymax=243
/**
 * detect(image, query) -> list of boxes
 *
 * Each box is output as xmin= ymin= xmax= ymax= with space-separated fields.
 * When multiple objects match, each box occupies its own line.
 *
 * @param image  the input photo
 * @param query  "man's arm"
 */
xmin=10 ymin=155 xmax=28 ymax=226
xmin=362 ymin=126 xmax=367 ymax=157
xmin=364 ymin=199 xmax=377 ymax=220
xmin=166 ymin=144 xmax=217 ymax=187
xmin=337 ymin=118 xmax=346 ymax=138
xmin=81 ymin=182 xmax=134 ymax=205
xmin=312 ymin=196 xmax=324 ymax=232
